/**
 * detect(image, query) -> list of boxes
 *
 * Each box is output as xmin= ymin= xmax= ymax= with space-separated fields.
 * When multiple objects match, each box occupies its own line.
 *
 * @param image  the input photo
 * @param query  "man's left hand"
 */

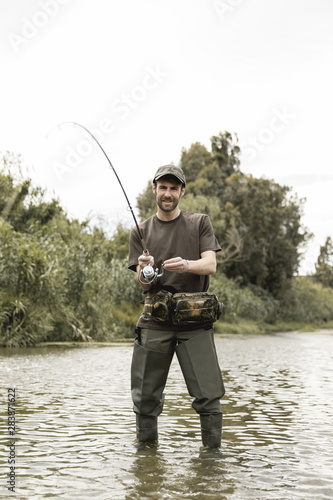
xmin=163 ymin=257 xmax=189 ymax=273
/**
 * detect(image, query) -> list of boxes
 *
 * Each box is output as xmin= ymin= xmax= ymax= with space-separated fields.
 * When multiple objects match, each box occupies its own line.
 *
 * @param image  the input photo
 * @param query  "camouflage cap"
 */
xmin=153 ymin=164 xmax=186 ymax=186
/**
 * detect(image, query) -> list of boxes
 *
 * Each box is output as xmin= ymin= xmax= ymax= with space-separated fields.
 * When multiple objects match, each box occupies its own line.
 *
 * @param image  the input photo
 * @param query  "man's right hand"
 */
xmin=138 ymin=254 xmax=154 ymax=269
xmin=137 ymin=254 xmax=155 ymax=290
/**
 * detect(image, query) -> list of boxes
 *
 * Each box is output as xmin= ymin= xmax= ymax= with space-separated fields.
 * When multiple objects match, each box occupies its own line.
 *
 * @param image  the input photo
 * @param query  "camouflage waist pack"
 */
xmin=171 ymin=292 xmax=223 ymax=325
xmin=143 ymin=290 xmax=223 ymax=325
xmin=142 ymin=290 xmax=173 ymax=323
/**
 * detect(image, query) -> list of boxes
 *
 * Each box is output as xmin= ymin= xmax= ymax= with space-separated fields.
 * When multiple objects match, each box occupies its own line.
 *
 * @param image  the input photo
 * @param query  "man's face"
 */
xmin=153 ymin=177 xmax=185 ymax=213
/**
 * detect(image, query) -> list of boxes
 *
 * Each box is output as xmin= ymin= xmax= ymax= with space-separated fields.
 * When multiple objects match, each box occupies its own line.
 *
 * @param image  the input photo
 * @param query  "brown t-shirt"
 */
xmin=128 ymin=210 xmax=221 ymax=330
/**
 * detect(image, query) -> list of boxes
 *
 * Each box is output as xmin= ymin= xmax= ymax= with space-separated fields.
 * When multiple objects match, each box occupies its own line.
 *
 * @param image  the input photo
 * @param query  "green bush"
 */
xmin=210 ymin=273 xmax=277 ymax=321
xmin=210 ymin=273 xmax=333 ymax=326
xmin=0 ymin=205 xmax=142 ymax=346
xmin=279 ymin=276 xmax=333 ymax=323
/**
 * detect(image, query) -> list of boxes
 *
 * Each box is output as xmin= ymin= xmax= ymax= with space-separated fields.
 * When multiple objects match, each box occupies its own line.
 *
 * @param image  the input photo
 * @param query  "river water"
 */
xmin=1 ymin=331 xmax=333 ymax=499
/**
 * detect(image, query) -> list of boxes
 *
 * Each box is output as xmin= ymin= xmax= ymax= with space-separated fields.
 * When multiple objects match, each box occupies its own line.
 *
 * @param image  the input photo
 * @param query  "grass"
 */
xmin=215 ymin=318 xmax=333 ymax=335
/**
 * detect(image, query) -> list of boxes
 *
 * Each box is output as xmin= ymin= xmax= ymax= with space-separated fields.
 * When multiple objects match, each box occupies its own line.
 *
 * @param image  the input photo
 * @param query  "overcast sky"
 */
xmin=1 ymin=0 xmax=332 ymax=273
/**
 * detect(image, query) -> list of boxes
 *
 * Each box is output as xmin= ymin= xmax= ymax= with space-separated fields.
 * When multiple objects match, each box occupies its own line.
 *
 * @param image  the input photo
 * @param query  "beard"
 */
xmin=156 ymin=197 xmax=180 ymax=213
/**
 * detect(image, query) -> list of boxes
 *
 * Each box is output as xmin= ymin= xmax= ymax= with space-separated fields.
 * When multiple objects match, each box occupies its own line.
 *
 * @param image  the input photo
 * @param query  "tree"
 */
xmin=219 ymin=174 xmax=309 ymax=295
xmin=136 ymin=180 xmax=156 ymax=221
xmin=180 ymin=142 xmax=212 ymax=183
xmin=180 ymin=132 xmax=240 ymax=197
xmin=314 ymin=237 xmax=333 ymax=288
xmin=210 ymin=131 xmax=241 ymax=178
xmin=1 ymin=152 xmax=62 ymax=231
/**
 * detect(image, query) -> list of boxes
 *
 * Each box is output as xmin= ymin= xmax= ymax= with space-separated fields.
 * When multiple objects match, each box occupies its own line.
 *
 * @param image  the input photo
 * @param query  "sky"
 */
xmin=1 ymin=0 xmax=332 ymax=274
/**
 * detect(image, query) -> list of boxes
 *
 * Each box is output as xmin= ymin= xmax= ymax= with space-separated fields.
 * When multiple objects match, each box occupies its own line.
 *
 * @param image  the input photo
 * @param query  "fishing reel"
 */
xmin=140 ymin=263 xmax=164 ymax=285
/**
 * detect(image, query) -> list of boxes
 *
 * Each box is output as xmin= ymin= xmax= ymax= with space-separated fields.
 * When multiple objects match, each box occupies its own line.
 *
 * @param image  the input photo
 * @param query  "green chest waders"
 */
xmin=131 ymin=329 xmax=225 ymax=447
xmin=175 ymin=330 xmax=225 ymax=448
xmin=131 ymin=339 xmax=174 ymax=442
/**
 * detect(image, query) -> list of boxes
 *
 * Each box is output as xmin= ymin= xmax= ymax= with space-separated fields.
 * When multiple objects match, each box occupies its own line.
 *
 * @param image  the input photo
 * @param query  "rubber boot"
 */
xmin=175 ymin=330 xmax=225 ymax=415
xmin=131 ymin=339 xmax=173 ymax=443
xmin=136 ymin=415 xmax=158 ymax=443
xmin=200 ymin=413 xmax=222 ymax=448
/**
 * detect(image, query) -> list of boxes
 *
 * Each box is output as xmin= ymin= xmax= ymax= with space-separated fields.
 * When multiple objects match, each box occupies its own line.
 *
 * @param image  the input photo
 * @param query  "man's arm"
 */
xmin=163 ymin=250 xmax=217 ymax=275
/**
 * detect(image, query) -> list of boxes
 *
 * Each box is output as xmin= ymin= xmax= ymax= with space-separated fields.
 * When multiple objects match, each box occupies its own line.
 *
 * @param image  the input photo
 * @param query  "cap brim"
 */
xmin=154 ymin=174 xmax=185 ymax=184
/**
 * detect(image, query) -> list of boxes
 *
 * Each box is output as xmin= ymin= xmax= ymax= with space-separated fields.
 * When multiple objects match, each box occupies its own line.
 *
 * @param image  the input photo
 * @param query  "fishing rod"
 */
xmin=48 ymin=121 xmax=163 ymax=284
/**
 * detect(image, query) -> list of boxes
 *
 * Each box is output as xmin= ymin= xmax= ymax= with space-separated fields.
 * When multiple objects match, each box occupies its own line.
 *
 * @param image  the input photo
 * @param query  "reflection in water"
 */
xmin=1 ymin=331 xmax=333 ymax=499
xmin=126 ymin=445 xmax=234 ymax=500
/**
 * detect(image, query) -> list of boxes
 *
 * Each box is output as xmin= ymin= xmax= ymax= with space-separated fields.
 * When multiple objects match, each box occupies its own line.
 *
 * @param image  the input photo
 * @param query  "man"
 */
xmin=128 ymin=164 xmax=225 ymax=448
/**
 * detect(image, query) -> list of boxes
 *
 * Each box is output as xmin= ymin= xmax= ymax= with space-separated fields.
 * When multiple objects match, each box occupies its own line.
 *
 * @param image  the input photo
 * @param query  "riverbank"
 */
xmin=215 ymin=318 xmax=333 ymax=335
xmin=22 ymin=320 xmax=332 ymax=347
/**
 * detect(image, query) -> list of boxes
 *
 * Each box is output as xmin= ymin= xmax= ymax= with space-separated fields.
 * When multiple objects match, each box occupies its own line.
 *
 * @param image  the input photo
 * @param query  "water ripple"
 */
xmin=1 ymin=332 xmax=333 ymax=499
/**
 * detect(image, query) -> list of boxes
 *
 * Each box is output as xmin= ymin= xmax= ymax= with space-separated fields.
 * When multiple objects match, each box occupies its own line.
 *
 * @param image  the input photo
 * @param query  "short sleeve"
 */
xmin=199 ymin=215 xmax=222 ymax=254
xmin=128 ymin=227 xmax=143 ymax=272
